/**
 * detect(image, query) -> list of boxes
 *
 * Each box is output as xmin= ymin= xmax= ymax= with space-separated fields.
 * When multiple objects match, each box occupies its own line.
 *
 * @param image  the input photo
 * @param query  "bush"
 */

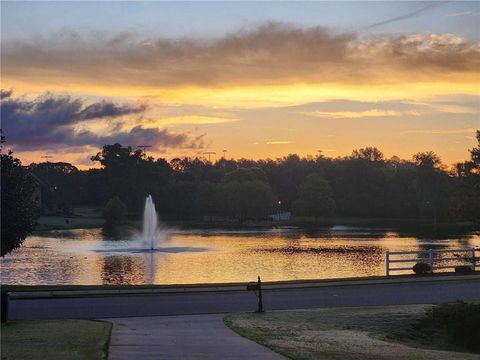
xmin=1 ymin=152 xmax=39 ymax=256
xmin=412 ymin=262 xmax=431 ymax=275
xmin=103 ymin=196 xmax=127 ymax=226
xmin=455 ymin=265 xmax=473 ymax=273
xmin=417 ymin=301 xmax=480 ymax=353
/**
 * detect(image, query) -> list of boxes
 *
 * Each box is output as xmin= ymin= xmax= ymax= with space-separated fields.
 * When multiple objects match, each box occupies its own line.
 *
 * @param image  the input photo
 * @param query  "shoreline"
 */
xmin=3 ymin=272 xmax=479 ymax=296
xmin=33 ymin=214 xmax=479 ymax=233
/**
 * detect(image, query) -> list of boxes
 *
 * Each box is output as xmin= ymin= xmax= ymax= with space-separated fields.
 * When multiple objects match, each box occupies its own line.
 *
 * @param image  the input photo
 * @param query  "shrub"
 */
xmin=1 ymin=152 xmax=39 ymax=256
xmin=455 ymin=265 xmax=473 ymax=273
xmin=412 ymin=262 xmax=431 ymax=275
xmin=103 ymin=196 xmax=127 ymax=226
xmin=417 ymin=301 xmax=480 ymax=353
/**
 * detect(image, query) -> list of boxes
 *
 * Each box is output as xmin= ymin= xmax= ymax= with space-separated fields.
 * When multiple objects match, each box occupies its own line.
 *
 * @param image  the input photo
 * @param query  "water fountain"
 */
xmin=140 ymin=195 xmax=169 ymax=250
xmin=94 ymin=195 xmax=206 ymax=256
xmin=142 ymin=195 xmax=158 ymax=249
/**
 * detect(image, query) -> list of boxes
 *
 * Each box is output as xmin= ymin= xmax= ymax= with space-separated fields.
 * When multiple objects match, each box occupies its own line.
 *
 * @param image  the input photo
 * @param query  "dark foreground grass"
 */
xmin=389 ymin=301 xmax=480 ymax=353
xmin=225 ymin=304 xmax=480 ymax=360
xmin=1 ymin=319 xmax=112 ymax=360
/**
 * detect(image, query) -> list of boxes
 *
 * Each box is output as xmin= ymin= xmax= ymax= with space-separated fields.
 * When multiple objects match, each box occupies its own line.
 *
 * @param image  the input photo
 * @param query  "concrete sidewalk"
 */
xmin=105 ymin=314 xmax=285 ymax=360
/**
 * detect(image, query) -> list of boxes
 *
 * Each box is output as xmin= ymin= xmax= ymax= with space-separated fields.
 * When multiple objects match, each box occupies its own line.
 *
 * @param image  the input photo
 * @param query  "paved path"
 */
xmin=105 ymin=314 xmax=284 ymax=360
xmin=8 ymin=277 xmax=480 ymax=320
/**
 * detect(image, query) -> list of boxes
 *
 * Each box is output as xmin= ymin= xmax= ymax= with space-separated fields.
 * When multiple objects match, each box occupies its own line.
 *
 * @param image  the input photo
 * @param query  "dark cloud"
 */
xmin=78 ymin=101 xmax=148 ymax=121
xmin=73 ymin=126 xmax=205 ymax=150
xmin=3 ymin=23 xmax=478 ymax=88
xmin=0 ymin=89 xmax=13 ymax=99
xmin=0 ymin=91 xmax=204 ymax=151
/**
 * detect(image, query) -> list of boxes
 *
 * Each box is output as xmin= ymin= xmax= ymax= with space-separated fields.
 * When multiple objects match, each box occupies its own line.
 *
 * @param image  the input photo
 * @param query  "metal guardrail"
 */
xmin=386 ymin=248 xmax=478 ymax=276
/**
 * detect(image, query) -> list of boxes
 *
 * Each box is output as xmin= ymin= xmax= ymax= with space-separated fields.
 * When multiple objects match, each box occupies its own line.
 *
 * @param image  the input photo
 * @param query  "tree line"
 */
xmin=16 ymin=131 xmax=480 ymax=224
xmin=2 ymin=131 xmax=479 ymax=254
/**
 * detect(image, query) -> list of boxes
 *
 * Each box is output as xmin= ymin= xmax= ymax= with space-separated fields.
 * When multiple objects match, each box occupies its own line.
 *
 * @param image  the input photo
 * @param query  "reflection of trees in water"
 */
xmin=101 ymin=226 xmax=134 ymax=240
xmin=302 ymin=228 xmax=389 ymax=239
xmin=262 ymin=246 xmax=383 ymax=256
xmin=101 ymin=256 xmax=144 ymax=285
xmin=142 ymin=252 xmax=157 ymax=284
xmin=32 ymin=257 xmax=79 ymax=284
xmin=396 ymin=226 xmax=476 ymax=240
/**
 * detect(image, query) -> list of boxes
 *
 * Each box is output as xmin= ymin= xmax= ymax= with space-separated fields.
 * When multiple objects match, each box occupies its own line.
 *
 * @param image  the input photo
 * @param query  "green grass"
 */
xmin=34 ymin=207 xmax=105 ymax=231
xmin=32 ymin=207 xmax=478 ymax=232
xmin=224 ymin=304 xmax=480 ymax=360
xmin=33 ymin=207 xmax=144 ymax=231
xmin=1 ymin=319 xmax=112 ymax=360
xmin=35 ymin=216 xmax=105 ymax=231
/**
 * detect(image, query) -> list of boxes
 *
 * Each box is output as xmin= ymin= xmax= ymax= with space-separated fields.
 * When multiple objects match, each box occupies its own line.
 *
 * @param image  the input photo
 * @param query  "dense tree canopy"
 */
xmin=103 ymin=196 xmax=127 ymax=226
xmin=1 ymin=151 xmax=39 ymax=255
xmin=197 ymin=168 xmax=276 ymax=219
xmin=91 ymin=144 xmax=172 ymax=212
xmin=17 ymin=134 xmax=480 ymax=224
xmin=454 ymin=131 xmax=480 ymax=222
xmin=293 ymin=173 xmax=335 ymax=218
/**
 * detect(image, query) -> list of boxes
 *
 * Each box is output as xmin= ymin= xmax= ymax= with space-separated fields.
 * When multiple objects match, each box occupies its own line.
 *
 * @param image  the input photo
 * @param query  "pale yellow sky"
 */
xmin=1 ymin=19 xmax=479 ymax=168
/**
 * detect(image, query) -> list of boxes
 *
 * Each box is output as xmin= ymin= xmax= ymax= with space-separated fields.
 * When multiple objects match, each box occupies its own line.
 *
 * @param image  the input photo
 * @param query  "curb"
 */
xmin=8 ymin=274 xmax=480 ymax=299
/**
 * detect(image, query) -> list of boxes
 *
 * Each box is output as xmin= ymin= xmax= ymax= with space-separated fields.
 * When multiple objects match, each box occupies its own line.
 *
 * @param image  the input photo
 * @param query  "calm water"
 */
xmin=1 ymin=227 xmax=479 ymax=285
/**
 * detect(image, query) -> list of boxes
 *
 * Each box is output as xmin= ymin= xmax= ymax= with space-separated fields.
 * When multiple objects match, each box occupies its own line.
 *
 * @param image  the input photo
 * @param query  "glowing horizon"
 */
xmin=1 ymin=1 xmax=479 ymax=168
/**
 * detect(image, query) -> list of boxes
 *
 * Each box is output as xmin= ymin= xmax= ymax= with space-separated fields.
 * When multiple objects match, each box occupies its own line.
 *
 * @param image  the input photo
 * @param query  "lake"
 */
xmin=1 ymin=226 xmax=478 ymax=285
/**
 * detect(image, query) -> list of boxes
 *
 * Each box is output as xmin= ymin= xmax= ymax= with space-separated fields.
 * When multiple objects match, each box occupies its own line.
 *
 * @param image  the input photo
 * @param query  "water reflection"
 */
xmin=1 ymin=227 xmax=478 ymax=285
xmin=101 ymin=256 xmax=145 ymax=285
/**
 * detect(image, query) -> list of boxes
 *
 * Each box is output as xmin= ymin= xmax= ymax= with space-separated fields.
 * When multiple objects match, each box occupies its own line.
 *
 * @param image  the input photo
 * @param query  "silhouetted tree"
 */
xmin=27 ymin=161 xmax=79 ymax=214
xmin=92 ymin=144 xmax=172 ymax=212
xmin=195 ymin=168 xmax=275 ymax=219
xmin=412 ymin=151 xmax=451 ymax=223
xmin=14 ymin=141 xmax=476 ymax=225
xmin=293 ymin=173 xmax=335 ymax=219
xmin=103 ymin=196 xmax=127 ymax=226
xmin=454 ymin=131 xmax=480 ymax=222
xmin=218 ymin=180 xmax=275 ymax=219
xmin=413 ymin=151 xmax=443 ymax=169
xmin=351 ymin=147 xmax=384 ymax=162
xmin=1 ymin=151 xmax=38 ymax=255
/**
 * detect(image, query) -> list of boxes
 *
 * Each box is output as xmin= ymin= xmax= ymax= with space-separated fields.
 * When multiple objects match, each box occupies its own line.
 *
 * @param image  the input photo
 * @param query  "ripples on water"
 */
xmin=1 ymin=227 xmax=478 ymax=285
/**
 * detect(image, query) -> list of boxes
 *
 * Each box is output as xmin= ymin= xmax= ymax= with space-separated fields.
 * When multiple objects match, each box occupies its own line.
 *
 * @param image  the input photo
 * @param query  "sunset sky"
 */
xmin=1 ymin=1 xmax=479 ymax=169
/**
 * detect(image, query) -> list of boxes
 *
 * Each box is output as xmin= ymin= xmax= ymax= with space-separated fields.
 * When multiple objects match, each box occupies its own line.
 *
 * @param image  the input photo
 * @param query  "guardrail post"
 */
xmin=428 ymin=249 xmax=434 ymax=273
xmin=386 ymin=251 xmax=390 ymax=276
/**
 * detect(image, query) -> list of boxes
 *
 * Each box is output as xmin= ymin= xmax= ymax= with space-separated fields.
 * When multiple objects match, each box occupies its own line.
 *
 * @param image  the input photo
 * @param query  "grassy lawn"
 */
xmin=35 ymin=207 xmax=105 ymax=231
xmin=224 ymin=304 xmax=480 ymax=360
xmin=35 ymin=216 xmax=105 ymax=230
xmin=1 ymin=319 xmax=112 ymax=360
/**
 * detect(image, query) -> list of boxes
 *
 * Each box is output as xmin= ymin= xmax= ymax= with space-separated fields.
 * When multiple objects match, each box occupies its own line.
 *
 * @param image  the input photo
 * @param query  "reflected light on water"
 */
xmin=1 ymin=227 xmax=478 ymax=285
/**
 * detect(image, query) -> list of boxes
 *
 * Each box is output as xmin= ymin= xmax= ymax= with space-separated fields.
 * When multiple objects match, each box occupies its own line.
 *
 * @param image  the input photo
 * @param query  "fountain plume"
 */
xmin=141 ymin=195 xmax=168 ymax=250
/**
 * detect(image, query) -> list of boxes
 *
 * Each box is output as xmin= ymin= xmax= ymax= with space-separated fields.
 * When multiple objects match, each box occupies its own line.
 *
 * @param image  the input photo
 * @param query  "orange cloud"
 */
xmin=302 ymin=109 xmax=420 ymax=119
